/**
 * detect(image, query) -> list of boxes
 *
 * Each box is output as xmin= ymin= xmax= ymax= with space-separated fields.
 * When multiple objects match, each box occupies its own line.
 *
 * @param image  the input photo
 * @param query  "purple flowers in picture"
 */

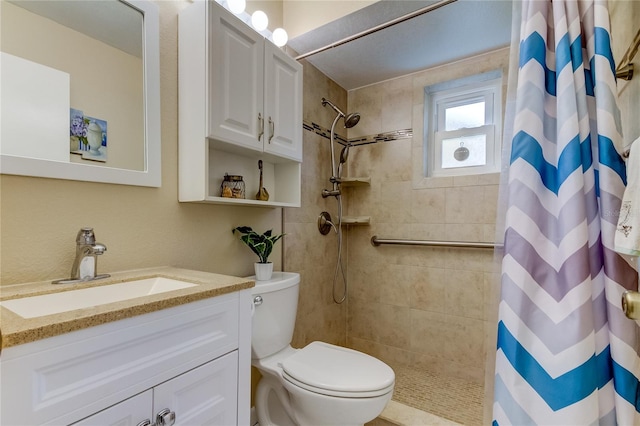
xmin=70 ymin=108 xmax=107 ymax=162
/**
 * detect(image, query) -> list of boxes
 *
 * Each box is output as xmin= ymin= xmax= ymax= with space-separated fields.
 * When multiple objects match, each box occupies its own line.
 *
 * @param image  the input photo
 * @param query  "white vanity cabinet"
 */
xmin=179 ymin=0 xmax=302 ymax=207
xmin=73 ymin=352 xmax=238 ymax=426
xmin=0 ymin=290 xmax=251 ymax=426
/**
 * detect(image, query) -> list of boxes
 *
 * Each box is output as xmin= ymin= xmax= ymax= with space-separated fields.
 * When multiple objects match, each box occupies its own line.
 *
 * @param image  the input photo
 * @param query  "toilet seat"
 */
xmin=281 ymin=341 xmax=395 ymax=398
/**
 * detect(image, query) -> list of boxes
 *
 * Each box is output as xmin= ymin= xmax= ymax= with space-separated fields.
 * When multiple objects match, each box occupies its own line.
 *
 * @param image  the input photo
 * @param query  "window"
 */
xmin=424 ymin=71 xmax=502 ymax=177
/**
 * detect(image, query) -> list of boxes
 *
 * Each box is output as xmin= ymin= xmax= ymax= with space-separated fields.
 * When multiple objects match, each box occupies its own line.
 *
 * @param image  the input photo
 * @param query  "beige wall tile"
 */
xmin=445 ymin=186 xmax=488 ymax=224
xmin=408 ymin=224 xmax=448 ymax=241
xmin=411 ymin=188 xmax=446 ymax=224
xmin=348 ymin=297 xmax=381 ymax=341
xmin=443 ymin=269 xmax=485 ymax=320
xmin=377 ymin=303 xmax=411 ymax=349
xmin=348 ymin=85 xmax=383 ymax=138
xmin=380 ymin=78 xmax=413 ymax=132
xmin=379 ymin=264 xmax=413 ymax=307
xmin=378 ymin=181 xmax=413 ymax=223
xmin=444 ymin=223 xmax=485 ymax=243
xmin=347 ymin=254 xmax=383 ymax=303
xmin=409 ymin=310 xmax=449 ymax=357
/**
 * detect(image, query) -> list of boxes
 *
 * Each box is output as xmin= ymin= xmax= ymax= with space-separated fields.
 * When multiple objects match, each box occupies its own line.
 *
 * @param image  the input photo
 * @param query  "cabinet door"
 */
xmin=71 ymin=390 xmax=153 ymax=426
xmin=208 ymin=2 xmax=264 ymax=153
xmin=153 ymin=351 xmax=239 ymax=426
xmin=263 ymin=42 xmax=303 ymax=162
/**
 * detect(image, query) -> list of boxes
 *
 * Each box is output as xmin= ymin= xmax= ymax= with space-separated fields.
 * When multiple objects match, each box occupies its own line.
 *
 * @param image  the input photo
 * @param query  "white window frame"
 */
xmin=424 ymin=71 xmax=502 ymax=177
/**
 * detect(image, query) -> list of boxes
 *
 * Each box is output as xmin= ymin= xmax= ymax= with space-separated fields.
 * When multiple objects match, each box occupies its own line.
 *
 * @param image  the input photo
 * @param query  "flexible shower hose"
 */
xmin=333 ymin=194 xmax=348 ymax=304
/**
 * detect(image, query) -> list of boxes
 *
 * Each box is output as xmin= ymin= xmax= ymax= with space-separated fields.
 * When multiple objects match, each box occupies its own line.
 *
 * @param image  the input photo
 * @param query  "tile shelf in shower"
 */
xmin=340 ymin=177 xmax=371 ymax=187
xmin=341 ymin=216 xmax=371 ymax=225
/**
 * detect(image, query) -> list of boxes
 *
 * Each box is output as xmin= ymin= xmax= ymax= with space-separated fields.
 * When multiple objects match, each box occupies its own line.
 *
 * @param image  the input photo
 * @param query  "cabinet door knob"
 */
xmin=258 ymin=113 xmax=264 ymax=141
xmin=268 ymin=116 xmax=274 ymax=143
xmin=136 ymin=420 xmax=152 ymax=426
xmin=156 ymin=408 xmax=176 ymax=426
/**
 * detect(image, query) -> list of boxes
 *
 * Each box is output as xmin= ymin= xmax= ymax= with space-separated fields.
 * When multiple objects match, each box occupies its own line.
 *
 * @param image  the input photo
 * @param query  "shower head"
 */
xmin=321 ymin=98 xmax=361 ymax=129
xmin=344 ymin=113 xmax=360 ymax=128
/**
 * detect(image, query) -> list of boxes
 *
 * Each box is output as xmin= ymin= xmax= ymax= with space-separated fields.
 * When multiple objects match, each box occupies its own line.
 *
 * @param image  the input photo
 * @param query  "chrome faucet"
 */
xmin=53 ymin=227 xmax=110 ymax=284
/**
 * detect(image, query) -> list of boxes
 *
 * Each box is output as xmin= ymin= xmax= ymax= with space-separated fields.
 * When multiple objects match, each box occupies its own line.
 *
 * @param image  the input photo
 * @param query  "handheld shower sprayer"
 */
xmin=337 ymin=144 xmax=350 ymax=180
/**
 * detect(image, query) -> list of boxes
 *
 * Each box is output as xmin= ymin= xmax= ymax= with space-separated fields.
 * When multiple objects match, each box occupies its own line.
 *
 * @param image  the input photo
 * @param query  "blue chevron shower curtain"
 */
xmin=493 ymin=0 xmax=640 ymax=424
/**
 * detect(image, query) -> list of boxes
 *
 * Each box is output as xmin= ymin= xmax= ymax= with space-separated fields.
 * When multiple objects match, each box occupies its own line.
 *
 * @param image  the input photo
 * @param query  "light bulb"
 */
xmin=272 ymin=28 xmax=288 ymax=47
xmin=227 ymin=0 xmax=245 ymax=14
xmin=251 ymin=10 xmax=268 ymax=31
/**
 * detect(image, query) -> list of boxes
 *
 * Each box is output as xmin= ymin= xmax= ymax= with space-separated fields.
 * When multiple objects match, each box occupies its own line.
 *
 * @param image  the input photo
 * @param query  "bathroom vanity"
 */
xmin=0 ymin=267 xmax=253 ymax=426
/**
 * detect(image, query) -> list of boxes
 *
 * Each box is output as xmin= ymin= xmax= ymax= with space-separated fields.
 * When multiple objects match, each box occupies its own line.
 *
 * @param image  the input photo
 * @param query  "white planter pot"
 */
xmin=254 ymin=262 xmax=273 ymax=281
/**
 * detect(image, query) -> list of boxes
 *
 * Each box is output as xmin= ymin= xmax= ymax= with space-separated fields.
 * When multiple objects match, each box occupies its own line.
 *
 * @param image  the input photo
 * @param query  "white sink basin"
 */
xmin=0 ymin=277 xmax=198 ymax=319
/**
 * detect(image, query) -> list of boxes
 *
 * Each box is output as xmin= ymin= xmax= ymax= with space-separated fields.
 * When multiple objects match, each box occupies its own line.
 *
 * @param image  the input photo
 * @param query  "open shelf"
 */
xmin=340 ymin=177 xmax=371 ymax=187
xmin=341 ymin=216 xmax=371 ymax=225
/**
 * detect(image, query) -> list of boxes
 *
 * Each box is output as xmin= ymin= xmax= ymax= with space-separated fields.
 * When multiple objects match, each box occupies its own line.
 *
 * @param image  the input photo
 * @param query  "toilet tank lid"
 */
xmin=282 ymin=341 xmax=395 ymax=393
xmin=248 ymin=272 xmax=300 ymax=293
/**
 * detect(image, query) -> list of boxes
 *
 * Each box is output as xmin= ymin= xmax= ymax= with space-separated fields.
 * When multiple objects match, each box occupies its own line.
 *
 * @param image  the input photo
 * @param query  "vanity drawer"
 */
xmin=0 ymin=292 xmax=239 ymax=426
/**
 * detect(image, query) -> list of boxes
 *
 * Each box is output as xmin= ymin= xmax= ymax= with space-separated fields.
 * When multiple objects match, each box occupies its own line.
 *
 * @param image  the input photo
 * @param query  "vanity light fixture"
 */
xmin=215 ymin=0 xmax=287 ymax=47
xmin=272 ymin=28 xmax=288 ymax=47
xmin=251 ymin=10 xmax=268 ymax=31
xmin=226 ymin=0 xmax=245 ymax=15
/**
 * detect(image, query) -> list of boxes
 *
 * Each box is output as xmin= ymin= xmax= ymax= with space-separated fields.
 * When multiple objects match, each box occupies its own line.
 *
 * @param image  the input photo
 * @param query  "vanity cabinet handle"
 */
xmin=156 ymin=408 xmax=176 ymax=426
xmin=268 ymin=116 xmax=274 ymax=143
xmin=258 ymin=113 xmax=264 ymax=141
xmin=136 ymin=420 xmax=152 ymax=426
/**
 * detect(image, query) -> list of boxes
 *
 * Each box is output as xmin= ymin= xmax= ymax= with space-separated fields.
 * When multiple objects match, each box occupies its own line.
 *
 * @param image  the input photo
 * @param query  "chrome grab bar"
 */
xmin=370 ymin=235 xmax=496 ymax=249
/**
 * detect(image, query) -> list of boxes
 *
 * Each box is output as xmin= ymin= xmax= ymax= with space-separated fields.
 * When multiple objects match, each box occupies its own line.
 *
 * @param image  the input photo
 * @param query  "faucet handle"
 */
xmin=76 ymin=227 xmax=96 ymax=245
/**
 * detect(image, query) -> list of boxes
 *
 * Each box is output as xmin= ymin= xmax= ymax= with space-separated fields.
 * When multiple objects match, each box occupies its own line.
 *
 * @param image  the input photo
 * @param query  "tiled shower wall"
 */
xmin=345 ymin=48 xmax=510 ymax=383
xmin=283 ymin=59 xmax=349 ymax=348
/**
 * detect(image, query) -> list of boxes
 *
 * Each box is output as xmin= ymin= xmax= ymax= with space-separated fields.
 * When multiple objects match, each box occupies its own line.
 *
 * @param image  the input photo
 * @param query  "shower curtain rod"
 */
xmin=371 ymin=235 xmax=497 ymax=249
xmin=295 ymin=0 xmax=457 ymax=61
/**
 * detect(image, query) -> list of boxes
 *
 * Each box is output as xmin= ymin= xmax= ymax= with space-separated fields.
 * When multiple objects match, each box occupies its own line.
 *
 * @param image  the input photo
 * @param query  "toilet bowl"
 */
xmin=250 ymin=272 xmax=395 ymax=426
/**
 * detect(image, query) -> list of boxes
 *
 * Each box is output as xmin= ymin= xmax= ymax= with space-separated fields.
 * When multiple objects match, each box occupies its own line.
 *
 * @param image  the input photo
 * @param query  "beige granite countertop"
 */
xmin=0 ymin=267 xmax=254 ymax=349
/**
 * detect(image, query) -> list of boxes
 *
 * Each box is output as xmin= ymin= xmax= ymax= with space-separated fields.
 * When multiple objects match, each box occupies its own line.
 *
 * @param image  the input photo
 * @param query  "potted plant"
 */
xmin=232 ymin=226 xmax=284 ymax=280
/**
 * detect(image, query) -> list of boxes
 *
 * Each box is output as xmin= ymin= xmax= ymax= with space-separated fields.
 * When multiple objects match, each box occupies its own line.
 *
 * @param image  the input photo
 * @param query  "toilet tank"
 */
xmin=250 ymin=272 xmax=300 ymax=359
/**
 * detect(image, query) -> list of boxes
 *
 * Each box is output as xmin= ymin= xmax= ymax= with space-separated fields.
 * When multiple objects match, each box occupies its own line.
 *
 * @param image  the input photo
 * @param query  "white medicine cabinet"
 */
xmin=179 ymin=0 xmax=302 ymax=207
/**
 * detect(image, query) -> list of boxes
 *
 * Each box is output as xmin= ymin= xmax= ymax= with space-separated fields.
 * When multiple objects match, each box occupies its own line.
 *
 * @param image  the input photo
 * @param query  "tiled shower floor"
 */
xmin=389 ymin=364 xmax=484 ymax=425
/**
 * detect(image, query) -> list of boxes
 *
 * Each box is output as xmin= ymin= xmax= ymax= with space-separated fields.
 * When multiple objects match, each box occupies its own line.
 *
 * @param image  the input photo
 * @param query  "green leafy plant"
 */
xmin=232 ymin=226 xmax=284 ymax=264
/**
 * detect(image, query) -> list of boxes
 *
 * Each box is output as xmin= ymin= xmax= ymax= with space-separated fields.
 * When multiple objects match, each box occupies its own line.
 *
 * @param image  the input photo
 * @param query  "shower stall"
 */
xmin=281 ymin=0 xmax=640 ymax=424
xmin=284 ymin=82 xmax=495 ymax=424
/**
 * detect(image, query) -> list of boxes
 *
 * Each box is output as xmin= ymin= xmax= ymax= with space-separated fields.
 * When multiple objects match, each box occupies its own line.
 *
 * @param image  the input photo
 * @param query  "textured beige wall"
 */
xmin=283 ymin=0 xmax=375 ymax=39
xmin=283 ymin=59 xmax=349 ymax=347
xmin=0 ymin=0 xmax=282 ymax=286
xmin=610 ymin=0 xmax=640 ymax=145
xmin=246 ymin=0 xmax=284 ymax=30
xmin=344 ymin=48 xmax=510 ymax=384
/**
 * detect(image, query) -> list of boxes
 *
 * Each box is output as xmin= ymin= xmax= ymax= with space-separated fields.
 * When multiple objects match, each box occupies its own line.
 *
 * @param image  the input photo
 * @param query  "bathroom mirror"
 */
xmin=0 ymin=0 xmax=161 ymax=187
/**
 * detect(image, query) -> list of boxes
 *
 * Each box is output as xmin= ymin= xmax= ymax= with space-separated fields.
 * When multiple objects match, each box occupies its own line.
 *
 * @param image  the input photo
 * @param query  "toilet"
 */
xmin=250 ymin=272 xmax=395 ymax=426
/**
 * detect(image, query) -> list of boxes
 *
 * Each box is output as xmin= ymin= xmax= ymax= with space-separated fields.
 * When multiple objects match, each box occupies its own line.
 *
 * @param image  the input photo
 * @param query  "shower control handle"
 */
xmin=258 ymin=113 xmax=264 ymax=141
xmin=268 ymin=116 xmax=274 ymax=144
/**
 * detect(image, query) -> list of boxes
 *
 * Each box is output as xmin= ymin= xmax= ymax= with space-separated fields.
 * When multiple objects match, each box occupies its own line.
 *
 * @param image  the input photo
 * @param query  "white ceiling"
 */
xmin=288 ymin=0 xmax=513 ymax=90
